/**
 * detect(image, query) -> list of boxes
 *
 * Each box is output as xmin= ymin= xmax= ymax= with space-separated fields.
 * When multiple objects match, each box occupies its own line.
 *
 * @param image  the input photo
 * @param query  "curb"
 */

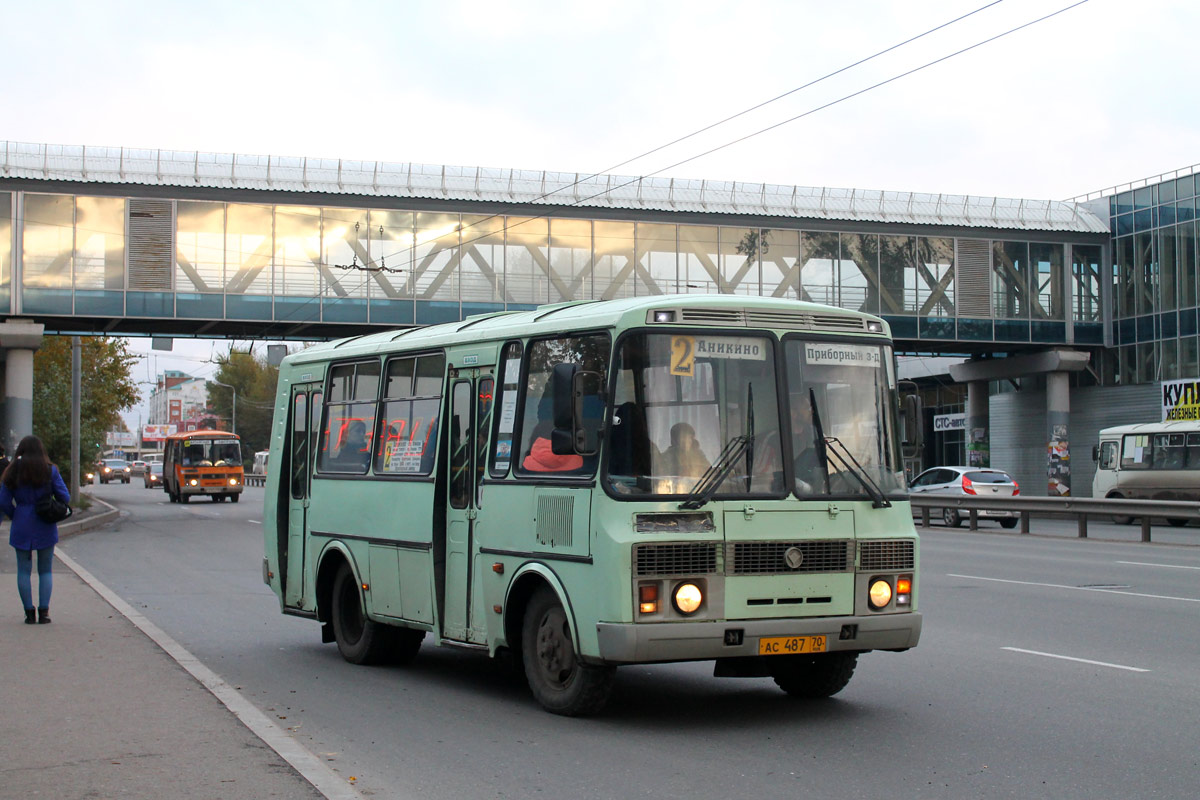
xmin=58 ymin=494 xmax=122 ymax=539
xmin=58 ymin=539 xmax=365 ymax=800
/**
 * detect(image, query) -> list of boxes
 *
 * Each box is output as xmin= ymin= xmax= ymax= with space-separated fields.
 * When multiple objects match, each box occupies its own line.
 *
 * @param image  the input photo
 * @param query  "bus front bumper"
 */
xmin=594 ymin=612 xmax=921 ymax=664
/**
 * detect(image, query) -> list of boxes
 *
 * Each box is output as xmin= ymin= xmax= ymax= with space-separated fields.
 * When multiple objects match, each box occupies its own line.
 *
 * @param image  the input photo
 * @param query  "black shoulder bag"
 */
xmin=35 ymin=487 xmax=72 ymax=524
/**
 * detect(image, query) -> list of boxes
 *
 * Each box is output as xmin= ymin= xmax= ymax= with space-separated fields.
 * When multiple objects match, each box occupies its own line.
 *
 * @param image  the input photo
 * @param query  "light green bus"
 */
xmin=262 ymin=295 xmax=921 ymax=715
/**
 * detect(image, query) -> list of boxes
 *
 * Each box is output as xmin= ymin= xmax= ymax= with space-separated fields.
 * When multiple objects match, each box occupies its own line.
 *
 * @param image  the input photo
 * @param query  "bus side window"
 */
xmin=1098 ymin=441 xmax=1118 ymax=470
xmin=1188 ymin=433 xmax=1200 ymax=469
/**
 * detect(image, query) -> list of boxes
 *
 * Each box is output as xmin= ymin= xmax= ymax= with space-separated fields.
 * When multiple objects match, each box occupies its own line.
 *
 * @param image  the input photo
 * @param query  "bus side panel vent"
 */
xmin=535 ymin=494 xmax=574 ymax=548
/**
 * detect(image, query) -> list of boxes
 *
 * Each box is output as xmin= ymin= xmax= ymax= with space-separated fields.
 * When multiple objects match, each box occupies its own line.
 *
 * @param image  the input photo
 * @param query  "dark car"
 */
xmin=143 ymin=461 xmax=164 ymax=489
xmin=98 ymin=458 xmax=132 ymax=484
xmin=909 ymin=466 xmax=1020 ymax=528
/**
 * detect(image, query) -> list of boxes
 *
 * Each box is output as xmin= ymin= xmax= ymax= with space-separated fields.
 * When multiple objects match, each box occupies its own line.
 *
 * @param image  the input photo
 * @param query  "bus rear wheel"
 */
xmin=330 ymin=562 xmax=392 ymax=665
xmin=521 ymin=587 xmax=614 ymax=716
xmin=770 ymin=652 xmax=858 ymax=698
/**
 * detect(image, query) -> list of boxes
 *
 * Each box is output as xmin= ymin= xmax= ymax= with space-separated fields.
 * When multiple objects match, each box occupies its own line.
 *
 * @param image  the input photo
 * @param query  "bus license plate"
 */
xmin=758 ymin=635 xmax=827 ymax=655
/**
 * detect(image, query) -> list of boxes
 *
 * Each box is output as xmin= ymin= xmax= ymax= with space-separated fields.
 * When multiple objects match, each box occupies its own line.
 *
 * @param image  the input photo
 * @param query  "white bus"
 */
xmin=1093 ymin=421 xmax=1200 ymax=525
xmin=262 ymin=295 xmax=922 ymax=715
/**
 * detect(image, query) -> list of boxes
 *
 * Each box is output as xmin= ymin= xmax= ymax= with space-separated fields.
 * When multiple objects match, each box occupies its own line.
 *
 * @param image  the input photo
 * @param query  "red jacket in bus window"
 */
xmin=522 ymin=422 xmax=583 ymax=473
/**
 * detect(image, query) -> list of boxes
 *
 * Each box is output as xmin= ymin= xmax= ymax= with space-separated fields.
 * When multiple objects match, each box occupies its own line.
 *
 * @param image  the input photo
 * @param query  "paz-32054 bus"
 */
xmin=262 ymin=295 xmax=921 ymax=715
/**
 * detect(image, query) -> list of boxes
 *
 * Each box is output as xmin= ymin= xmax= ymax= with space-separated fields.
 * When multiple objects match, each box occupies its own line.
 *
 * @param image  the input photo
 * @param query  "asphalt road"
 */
xmin=65 ymin=482 xmax=1200 ymax=799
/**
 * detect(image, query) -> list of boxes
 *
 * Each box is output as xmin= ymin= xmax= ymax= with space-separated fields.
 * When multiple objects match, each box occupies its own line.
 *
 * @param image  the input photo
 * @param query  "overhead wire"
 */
xmin=21 ymin=0 xmax=1089 ymax=347
xmin=264 ymin=0 xmax=1089 ymax=327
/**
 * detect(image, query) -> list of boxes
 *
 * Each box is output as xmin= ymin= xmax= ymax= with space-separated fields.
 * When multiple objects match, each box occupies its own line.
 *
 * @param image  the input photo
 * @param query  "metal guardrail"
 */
xmin=244 ymin=473 xmax=267 ymax=487
xmin=909 ymin=494 xmax=1200 ymax=543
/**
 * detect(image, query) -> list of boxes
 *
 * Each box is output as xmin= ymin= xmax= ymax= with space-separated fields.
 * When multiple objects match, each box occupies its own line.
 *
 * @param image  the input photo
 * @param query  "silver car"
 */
xmin=909 ymin=466 xmax=1020 ymax=528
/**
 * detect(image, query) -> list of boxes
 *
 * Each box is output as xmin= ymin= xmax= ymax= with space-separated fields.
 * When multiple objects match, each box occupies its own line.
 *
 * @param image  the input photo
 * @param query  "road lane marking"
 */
xmin=948 ymin=573 xmax=1200 ymax=603
xmin=249 ymin=519 xmax=261 ymax=525
xmin=1117 ymin=560 xmax=1200 ymax=571
xmin=1002 ymin=647 xmax=1149 ymax=673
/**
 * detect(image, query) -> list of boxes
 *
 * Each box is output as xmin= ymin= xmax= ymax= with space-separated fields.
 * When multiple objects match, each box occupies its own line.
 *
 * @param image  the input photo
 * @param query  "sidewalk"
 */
xmin=0 ymin=499 xmax=343 ymax=800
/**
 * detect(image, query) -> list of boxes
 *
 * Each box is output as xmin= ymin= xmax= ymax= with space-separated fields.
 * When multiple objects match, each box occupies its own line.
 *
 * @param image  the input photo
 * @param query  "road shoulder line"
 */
xmin=56 ymin=549 xmax=364 ymax=800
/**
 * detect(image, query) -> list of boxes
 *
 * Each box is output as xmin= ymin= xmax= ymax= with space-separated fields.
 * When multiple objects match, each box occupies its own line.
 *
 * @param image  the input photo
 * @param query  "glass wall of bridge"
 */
xmin=7 ymin=191 xmax=1101 ymax=347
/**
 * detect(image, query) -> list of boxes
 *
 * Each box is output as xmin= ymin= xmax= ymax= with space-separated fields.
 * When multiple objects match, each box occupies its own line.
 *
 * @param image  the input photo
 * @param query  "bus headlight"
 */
xmin=189 ymin=478 xmax=199 ymax=486
xmin=673 ymin=582 xmax=703 ymax=615
xmin=229 ymin=478 xmax=239 ymax=486
xmin=868 ymin=579 xmax=893 ymax=610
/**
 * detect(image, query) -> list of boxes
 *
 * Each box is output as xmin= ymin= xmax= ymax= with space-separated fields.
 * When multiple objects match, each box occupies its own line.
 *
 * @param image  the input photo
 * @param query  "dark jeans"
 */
xmin=14 ymin=546 xmax=54 ymax=610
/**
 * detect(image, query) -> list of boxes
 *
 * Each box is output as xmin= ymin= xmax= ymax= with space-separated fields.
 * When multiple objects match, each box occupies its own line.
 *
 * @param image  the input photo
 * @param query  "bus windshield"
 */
xmin=783 ymin=338 xmax=905 ymax=499
xmin=606 ymin=332 xmax=784 ymax=498
xmin=181 ymin=438 xmax=241 ymax=467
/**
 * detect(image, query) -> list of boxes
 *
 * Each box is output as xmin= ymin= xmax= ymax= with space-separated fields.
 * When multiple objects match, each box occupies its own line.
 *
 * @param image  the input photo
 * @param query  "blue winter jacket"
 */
xmin=2 ymin=465 xmax=71 ymax=550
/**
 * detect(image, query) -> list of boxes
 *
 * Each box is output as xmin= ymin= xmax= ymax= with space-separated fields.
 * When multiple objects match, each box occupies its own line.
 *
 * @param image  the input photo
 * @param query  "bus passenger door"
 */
xmin=441 ymin=369 xmax=493 ymax=643
xmin=284 ymin=384 xmax=321 ymax=609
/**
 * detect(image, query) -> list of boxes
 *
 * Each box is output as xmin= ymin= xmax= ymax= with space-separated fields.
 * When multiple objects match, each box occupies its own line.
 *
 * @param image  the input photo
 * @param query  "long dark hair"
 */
xmin=1 ymin=435 xmax=53 ymax=489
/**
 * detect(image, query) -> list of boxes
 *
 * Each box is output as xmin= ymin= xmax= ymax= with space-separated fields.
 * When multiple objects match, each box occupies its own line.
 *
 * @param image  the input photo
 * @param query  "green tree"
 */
xmin=210 ymin=346 xmax=280 ymax=465
xmin=33 ymin=336 xmax=139 ymax=486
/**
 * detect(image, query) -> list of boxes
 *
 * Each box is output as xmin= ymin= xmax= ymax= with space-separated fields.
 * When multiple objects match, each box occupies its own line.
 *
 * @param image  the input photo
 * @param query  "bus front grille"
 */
xmin=727 ymin=540 xmax=854 ymax=575
xmin=634 ymin=543 xmax=719 ymax=576
xmin=858 ymin=539 xmax=916 ymax=571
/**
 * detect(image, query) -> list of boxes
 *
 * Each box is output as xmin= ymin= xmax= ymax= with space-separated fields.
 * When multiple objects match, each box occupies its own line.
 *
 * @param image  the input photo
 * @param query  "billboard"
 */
xmin=142 ymin=424 xmax=178 ymax=441
xmin=1162 ymin=378 xmax=1200 ymax=421
xmin=105 ymin=431 xmax=136 ymax=446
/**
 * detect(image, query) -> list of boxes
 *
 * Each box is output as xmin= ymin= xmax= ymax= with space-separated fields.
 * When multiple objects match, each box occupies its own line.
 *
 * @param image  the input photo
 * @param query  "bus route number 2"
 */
xmin=670 ymin=336 xmax=696 ymax=377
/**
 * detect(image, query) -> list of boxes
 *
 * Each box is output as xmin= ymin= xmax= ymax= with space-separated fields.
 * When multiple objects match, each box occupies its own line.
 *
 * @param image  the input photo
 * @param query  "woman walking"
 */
xmin=2 ymin=435 xmax=71 ymax=624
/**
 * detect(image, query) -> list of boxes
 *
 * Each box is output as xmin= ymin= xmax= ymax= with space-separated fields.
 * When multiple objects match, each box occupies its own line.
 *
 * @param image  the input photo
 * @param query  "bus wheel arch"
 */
xmin=315 ymin=547 xmax=354 ymax=627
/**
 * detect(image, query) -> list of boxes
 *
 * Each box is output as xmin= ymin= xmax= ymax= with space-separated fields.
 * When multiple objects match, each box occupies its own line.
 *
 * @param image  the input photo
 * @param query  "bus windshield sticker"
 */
xmin=804 ymin=343 xmax=881 ymax=368
xmin=670 ymin=336 xmax=696 ymax=376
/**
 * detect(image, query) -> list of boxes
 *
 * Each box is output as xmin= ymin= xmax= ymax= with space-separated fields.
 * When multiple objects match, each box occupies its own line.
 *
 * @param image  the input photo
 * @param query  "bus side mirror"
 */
xmin=902 ymin=394 xmax=923 ymax=454
xmin=1092 ymin=445 xmax=1099 ymax=462
xmin=550 ymin=363 xmax=603 ymax=456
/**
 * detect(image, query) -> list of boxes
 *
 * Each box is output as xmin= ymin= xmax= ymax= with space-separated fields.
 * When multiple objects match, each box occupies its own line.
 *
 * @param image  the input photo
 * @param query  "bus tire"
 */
xmin=521 ymin=587 xmax=614 ymax=716
xmin=1000 ymin=519 xmax=1018 ymax=529
xmin=330 ymin=562 xmax=390 ymax=665
xmin=1108 ymin=493 xmax=1132 ymax=524
xmin=180 ymin=494 xmax=190 ymax=503
xmin=231 ymin=494 xmax=240 ymax=503
xmin=771 ymin=652 xmax=858 ymax=698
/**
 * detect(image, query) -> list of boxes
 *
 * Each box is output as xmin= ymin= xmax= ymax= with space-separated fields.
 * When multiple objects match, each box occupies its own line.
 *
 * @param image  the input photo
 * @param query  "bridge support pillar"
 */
xmin=1047 ymin=370 xmax=1070 ymax=496
xmin=965 ymin=380 xmax=989 ymax=468
xmin=0 ymin=318 xmax=45 ymax=454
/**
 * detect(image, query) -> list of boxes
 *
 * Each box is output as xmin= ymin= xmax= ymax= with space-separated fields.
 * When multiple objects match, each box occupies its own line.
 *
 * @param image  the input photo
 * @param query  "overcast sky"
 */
xmin=4 ymin=0 xmax=1195 ymax=430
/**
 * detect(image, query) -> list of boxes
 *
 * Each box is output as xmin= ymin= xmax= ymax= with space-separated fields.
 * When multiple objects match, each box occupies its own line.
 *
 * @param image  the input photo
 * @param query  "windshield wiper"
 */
xmin=822 ymin=436 xmax=892 ymax=509
xmin=808 ymin=389 xmax=831 ymax=495
xmin=679 ymin=434 xmax=752 ymax=510
xmin=807 ymin=388 xmax=890 ymax=508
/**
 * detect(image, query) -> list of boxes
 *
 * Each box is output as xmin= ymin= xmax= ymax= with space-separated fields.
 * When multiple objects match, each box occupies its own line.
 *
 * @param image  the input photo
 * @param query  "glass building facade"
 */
xmin=1110 ymin=173 xmax=1200 ymax=383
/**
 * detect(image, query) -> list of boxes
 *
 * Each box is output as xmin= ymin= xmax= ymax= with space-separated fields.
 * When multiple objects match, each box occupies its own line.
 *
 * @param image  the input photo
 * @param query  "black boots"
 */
xmin=24 ymin=608 xmax=36 ymax=624
xmin=37 ymin=607 xmax=50 ymax=624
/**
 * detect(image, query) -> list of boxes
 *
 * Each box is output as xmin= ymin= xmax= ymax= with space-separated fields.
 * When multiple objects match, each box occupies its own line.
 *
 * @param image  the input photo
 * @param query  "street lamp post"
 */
xmin=209 ymin=380 xmax=235 ymax=435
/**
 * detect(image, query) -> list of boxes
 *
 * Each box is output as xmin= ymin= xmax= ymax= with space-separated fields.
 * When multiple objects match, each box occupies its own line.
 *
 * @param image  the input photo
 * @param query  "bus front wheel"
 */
xmin=770 ymin=652 xmax=858 ymax=698
xmin=521 ymin=587 xmax=614 ymax=716
xmin=330 ymin=563 xmax=392 ymax=665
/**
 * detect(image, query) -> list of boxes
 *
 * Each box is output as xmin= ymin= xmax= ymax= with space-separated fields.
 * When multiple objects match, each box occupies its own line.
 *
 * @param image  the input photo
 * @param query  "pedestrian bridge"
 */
xmin=1 ymin=142 xmax=1108 ymax=351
